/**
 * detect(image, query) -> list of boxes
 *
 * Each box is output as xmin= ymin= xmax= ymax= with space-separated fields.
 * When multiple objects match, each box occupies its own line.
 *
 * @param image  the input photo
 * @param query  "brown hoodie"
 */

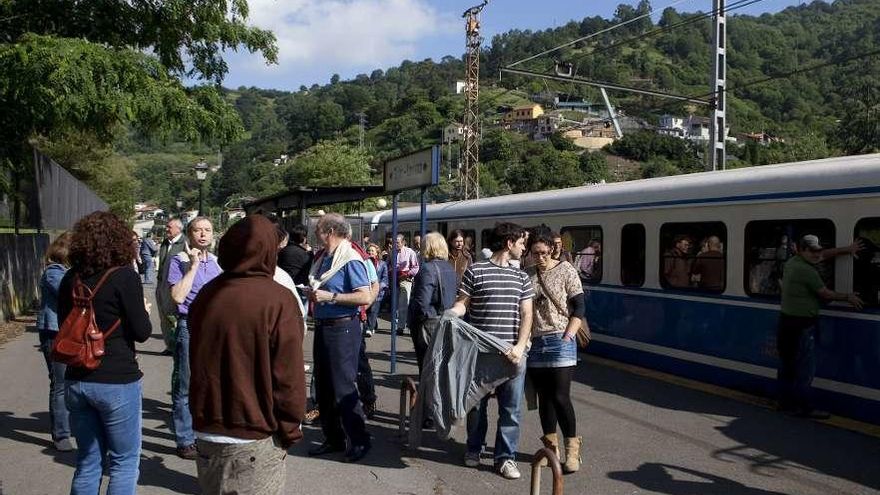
xmin=188 ymin=215 xmax=306 ymax=447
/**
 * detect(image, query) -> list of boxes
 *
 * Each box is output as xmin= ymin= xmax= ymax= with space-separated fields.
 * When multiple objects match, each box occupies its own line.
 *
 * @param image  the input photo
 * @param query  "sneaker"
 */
xmin=303 ymin=409 xmax=320 ymax=425
xmin=497 ymin=459 xmax=521 ymax=480
xmin=464 ymin=451 xmax=481 ymax=468
xmin=54 ymin=437 xmax=74 ymax=452
xmin=365 ymin=328 xmax=374 ymax=338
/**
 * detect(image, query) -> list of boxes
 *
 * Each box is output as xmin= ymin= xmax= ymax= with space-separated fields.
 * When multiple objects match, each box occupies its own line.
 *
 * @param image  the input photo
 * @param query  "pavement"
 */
xmin=1 ymin=287 xmax=879 ymax=494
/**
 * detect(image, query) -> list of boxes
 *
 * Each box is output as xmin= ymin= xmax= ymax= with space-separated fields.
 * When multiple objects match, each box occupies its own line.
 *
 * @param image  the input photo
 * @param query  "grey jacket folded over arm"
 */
xmin=410 ymin=314 xmax=522 ymax=446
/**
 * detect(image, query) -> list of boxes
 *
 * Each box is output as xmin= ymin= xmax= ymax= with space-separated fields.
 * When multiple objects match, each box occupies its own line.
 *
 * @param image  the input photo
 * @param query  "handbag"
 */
xmin=535 ymin=268 xmax=591 ymax=348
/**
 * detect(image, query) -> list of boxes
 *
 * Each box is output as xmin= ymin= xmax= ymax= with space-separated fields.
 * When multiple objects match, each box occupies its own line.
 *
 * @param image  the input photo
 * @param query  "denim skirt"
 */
xmin=527 ymin=332 xmax=577 ymax=368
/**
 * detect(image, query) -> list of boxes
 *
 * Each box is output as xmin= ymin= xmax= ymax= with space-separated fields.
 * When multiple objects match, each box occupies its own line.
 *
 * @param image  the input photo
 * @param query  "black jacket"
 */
xmin=58 ymin=267 xmax=152 ymax=383
xmin=278 ymin=244 xmax=312 ymax=286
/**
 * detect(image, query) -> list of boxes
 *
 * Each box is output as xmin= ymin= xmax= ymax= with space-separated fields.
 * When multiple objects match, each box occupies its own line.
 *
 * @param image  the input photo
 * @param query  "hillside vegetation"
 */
xmin=5 ymin=0 xmax=879 ymax=219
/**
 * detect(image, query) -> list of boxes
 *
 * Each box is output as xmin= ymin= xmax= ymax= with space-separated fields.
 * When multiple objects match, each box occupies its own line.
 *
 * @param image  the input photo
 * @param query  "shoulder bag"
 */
xmin=535 ymin=268 xmax=591 ymax=348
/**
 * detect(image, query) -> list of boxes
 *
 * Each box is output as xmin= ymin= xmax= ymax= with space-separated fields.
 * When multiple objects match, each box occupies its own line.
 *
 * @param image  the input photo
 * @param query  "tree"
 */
xmin=277 ymin=94 xmax=345 ymax=153
xmin=834 ymin=81 xmax=880 ymax=154
xmin=0 ymin=2 xmax=277 ymax=218
xmin=283 ymin=141 xmax=373 ymax=188
xmin=0 ymin=1 xmax=277 ymax=83
xmin=579 ymin=152 xmax=609 ymax=183
xmin=0 ymin=35 xmax=245 ymax=209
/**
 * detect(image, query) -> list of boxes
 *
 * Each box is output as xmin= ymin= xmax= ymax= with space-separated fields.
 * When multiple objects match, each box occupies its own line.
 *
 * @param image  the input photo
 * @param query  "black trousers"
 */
xmin=314 ymin=318 xmax=370 ymax=448
xmin=776 ymin=314 xmax=818 ymax=412
xmin=357 ymin=330 xmax=376 ymax=405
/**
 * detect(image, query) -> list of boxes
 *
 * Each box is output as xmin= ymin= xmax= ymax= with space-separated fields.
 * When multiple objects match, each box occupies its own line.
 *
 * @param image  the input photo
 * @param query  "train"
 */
xmin=361 ymin=153 xmax=880 ymax=424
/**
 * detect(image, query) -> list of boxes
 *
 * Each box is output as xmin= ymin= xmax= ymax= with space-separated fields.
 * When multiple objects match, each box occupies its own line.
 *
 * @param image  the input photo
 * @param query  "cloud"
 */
xmin=233 ymin=0 xmax=458 ymax=86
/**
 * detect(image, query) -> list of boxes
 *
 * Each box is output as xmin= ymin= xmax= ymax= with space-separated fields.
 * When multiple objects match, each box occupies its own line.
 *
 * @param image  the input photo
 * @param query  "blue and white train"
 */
xmin=363 ymin=153 xmax=880 ymax=424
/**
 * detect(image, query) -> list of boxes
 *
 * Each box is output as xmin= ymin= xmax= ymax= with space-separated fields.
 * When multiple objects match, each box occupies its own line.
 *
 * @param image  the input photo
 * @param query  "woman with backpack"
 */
xmin=57 ymin=211 xmax=152 ymax=495
xmin=37 ymin=231 xmax=74 ymax=451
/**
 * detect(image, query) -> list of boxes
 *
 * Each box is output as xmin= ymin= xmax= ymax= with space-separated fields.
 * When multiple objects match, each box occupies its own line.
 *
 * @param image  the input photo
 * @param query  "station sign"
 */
xmin=384 ymin=146 xmax=440 ymax=193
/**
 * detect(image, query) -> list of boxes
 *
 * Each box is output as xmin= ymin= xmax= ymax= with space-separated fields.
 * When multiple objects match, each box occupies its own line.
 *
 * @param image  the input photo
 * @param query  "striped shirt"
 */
xmin=459 ymin=260 xmax=535 ymax=343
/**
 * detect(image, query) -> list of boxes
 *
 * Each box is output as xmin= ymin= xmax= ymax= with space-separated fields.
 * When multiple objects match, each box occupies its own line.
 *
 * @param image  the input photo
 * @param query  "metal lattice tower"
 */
xmin=460 ymin=1 xmax=488 ymax=200
xmin=708 ymin=0 xmax=727 ymax=171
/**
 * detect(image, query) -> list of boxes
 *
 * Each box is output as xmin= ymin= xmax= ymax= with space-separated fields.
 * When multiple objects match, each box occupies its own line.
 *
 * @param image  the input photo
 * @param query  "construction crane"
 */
xmin=460 ymin=0 xmax=488 ymax=200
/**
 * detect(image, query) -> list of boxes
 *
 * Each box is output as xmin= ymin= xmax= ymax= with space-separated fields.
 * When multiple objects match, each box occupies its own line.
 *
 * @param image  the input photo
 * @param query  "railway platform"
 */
xmin=0 ymin=291 xmax=878 ymax=494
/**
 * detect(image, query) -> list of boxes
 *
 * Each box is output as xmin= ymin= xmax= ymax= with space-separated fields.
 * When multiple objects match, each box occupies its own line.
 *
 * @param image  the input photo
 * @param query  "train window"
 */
xmin=660 ymin=222 xmax=727 ymax=292
xmin=854 ymin=218 xmax=880 ymax=307
xmin=620 ymin=224 xmax=646 ymax=287
xmin=744 ymin=219 xmax=835 ymax=298
xmin=562 ymin=225 xmax=603 ymax=284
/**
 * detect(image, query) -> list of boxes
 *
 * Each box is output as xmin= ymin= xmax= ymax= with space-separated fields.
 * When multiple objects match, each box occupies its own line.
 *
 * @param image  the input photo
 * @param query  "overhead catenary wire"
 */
xmin=507 ymin=0 xmax=693 ymax=68
xmin=643 ymin=46 xmax=880 ymax=118
xmin=573 ymin=0 xmax=766 ymax=66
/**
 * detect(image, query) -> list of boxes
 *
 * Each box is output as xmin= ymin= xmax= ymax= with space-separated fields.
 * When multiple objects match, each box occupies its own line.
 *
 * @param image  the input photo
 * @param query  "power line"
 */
xmin=647 ymin=46 xmax=880 ymax=116
xmin=507 ymin=0 xmax=693 ymax=68
xmin=501 ymin=66 xmax=712 ymax=105
xmin=705 ymin=47 xmax=880 ymax=100
xmin=571 ymin=0 xmax=765 ymax=68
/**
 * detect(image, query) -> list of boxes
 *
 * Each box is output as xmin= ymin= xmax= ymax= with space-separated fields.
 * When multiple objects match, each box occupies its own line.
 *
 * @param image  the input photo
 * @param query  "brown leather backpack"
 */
xmin=52 ymin=267 xmax=121 ymax=369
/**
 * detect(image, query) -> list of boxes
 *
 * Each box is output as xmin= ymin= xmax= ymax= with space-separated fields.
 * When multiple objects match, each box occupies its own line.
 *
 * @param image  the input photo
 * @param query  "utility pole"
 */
xmin=357 ymin=112 xmax=367 ymax=151
xmin=708 ymin=0 xmax=727 ymax=171
xmin=460 ymin=1 xmax=488 ymax=200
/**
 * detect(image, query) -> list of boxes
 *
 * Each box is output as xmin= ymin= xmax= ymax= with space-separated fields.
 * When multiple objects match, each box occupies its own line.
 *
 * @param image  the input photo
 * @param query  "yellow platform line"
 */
xmin=584 ymin=354 xmax=880 ymax=439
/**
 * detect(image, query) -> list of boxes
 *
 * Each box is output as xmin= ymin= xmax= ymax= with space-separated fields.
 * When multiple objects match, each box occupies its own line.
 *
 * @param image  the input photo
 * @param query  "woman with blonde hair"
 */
xmin=37 ymin=231 xmax=74 ymax=451
xmin=408 ymin=232 xmax=457 ymax=374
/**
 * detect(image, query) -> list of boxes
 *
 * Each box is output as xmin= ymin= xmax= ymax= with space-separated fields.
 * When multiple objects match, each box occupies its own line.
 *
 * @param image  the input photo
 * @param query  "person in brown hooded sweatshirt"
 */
xmin=188 ymin=214 xmax=306 ymax=495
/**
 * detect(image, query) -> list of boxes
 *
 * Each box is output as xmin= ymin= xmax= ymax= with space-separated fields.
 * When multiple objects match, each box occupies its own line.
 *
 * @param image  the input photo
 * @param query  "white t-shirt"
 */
xmin=274 ymin=267 xmax=306 ymax=318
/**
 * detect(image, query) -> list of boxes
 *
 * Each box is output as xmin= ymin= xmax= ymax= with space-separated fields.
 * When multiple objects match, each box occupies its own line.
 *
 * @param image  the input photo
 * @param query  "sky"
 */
xmin=221 ymin=0 xmax=808 ymax=91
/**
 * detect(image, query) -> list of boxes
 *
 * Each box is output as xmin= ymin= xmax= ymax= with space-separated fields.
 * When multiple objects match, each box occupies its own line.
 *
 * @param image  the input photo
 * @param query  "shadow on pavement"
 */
xmin=139 ymin=455 xmax=199 ymax=494
xmin=608 ymin=463 xmax=788 ymax=495
xmin=577 ymin=356 xmax=880 ymax=491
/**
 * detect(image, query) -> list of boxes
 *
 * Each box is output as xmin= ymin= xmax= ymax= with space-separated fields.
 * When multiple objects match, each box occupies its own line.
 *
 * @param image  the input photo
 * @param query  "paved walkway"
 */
xmin=1 ymin=289 xmax=879 ymax=494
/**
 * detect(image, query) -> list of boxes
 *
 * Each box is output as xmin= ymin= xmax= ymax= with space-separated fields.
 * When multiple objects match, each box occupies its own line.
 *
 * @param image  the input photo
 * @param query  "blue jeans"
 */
xmin=66 ymin=379 xmax=142 ymax=495
xmin=172 ymin=317 xmax=194 ymax=447
xmin=39 ymin=331 xmax=70 ymax=441
xmin=141 ymin=258 xmax=154 ymax=284
xmin=466 ymin=362 xmax=526 ymax=463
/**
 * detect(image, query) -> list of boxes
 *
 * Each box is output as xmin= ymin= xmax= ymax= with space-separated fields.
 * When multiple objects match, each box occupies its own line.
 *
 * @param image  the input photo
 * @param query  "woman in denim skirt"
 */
xmin=525 ymin=232 xmax=585 ymax=474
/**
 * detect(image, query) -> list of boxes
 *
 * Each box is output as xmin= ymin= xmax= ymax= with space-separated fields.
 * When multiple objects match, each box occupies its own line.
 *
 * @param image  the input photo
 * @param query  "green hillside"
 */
xmin=5 ymin=0 xmax=879 ymax=220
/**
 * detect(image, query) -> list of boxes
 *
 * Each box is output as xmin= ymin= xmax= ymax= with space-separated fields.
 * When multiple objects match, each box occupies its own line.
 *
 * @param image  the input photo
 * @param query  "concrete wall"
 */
xmin=0 ymin=234 xmax=49 ymax=321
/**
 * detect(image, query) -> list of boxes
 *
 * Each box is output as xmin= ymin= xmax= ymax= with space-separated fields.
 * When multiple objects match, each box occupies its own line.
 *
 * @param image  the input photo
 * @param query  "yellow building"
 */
xmin=504 ymin=104 xmax=544 ymax=121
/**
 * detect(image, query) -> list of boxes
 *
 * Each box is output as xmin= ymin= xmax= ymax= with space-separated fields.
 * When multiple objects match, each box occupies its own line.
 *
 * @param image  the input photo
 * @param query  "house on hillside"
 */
xmin=504 ymin=104 xmax=544 ymax=121
xmin=500 ymin=105 xmax=566 ymax=141
xmin=657 ymin=114 xmax=733 ymax=142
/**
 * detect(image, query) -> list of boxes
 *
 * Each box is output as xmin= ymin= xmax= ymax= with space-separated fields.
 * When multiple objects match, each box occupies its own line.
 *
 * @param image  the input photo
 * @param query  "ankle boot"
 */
xmin=538 ymin=433 xmax=560 ymax=467
xmin=562 ymin=436 xmax=582 ymax=474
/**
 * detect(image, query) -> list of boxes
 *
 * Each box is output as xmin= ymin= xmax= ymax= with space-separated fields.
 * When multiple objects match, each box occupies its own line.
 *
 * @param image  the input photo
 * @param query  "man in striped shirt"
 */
xmin=446 ymin=222 xmax=534 ymax=480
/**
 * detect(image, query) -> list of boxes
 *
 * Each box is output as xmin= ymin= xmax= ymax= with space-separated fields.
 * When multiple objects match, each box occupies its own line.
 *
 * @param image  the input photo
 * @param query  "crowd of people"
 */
xmin=33 ymin=208 xmax=867 ymax=493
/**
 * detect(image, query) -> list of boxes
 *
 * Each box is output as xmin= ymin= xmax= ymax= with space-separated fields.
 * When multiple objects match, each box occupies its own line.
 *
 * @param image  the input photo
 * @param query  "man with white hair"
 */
xmin=156 ymin=218 xmax=185 ymax=355
xmin=306 ymin=213 xmax=375 ymax=463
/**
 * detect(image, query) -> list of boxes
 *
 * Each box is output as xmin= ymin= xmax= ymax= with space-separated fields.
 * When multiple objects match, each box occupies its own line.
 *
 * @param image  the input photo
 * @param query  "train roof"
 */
xmin=365 ymin=153 xmax=880 ymax=225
